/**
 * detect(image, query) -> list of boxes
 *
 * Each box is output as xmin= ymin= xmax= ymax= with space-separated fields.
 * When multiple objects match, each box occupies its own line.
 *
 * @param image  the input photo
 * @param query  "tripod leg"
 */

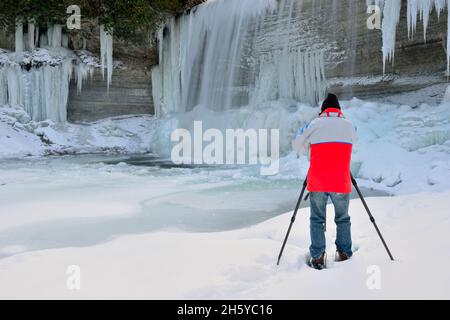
xmin=351 ymin=175 xmax=395 ymax=261
xmin=277 ymin=178 xmax=308 ymax=266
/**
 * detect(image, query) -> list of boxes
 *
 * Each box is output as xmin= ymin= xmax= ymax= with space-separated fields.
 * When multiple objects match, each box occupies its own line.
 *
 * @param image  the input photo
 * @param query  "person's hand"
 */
xmin=291 ymin=126 xmax=304 ymax=140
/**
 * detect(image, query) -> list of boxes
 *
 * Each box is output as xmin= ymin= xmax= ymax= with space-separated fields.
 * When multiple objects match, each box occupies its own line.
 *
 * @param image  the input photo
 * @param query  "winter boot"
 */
xmin=307 ymin=253 xmax=327 ymax=270
xmin=335 ymin=250 xmax=350 ymax=262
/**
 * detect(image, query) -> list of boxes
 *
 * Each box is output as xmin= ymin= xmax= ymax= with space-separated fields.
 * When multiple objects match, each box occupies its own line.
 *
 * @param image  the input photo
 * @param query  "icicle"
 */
xmin=99 ymin=25 xmax=114 ymax=91
xmin=35 ymin=26 xmax=39 ymax=48
xmin=435 ymin=0 xmax=446 ymax=19
xmin=28 ymin=22 xmax=35 ymax=51
xmin=250 ymin=49 xmax=325 ymax=107
xmin=151 ymin=66 xmax=163 ymax=117
xmin=406 ymin=0 xmax=443 ymax=41
xmin=447 ymin=0 xmax=450 ymax=77
xmin=0 ymin=68 xmax=8 ymax=105
xmin=382 ymin=0 xmax=401 ymax=74
xmin=2 ymin=49 xmax=76 ymax=122
xmin=40 ymin=33 xmax=48 ymax=47
xmin=407 ymin=0 xmax=419 ymax=39
xmin=51 ymin=25 xmax=63 ymax=47
xmin=75 ymin=61 xmax=95 ymax=94
xmin=47 ymin=25 xmax=53 ymax=47
xmin=62 ymin=34 xmax=69 ymax=48
xmin=106 ymin=29 xmax=113 ymax=91
xmin=15 ymin=21 xmax=24 ymax=53
xmin=421 ymin=0 xmax=432 ymax=42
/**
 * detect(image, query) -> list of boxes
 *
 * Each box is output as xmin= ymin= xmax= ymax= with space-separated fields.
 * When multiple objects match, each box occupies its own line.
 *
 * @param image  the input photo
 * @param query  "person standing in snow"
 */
xmin=292 ymin=93 xmax=357 ymax=270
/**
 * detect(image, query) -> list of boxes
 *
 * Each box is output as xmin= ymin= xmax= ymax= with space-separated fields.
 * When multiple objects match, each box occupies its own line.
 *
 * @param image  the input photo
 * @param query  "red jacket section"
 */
xmin=309 ymin=142 xmax=352 ymax=193
xmin=292 ymin=108 xmax=357 ymax=194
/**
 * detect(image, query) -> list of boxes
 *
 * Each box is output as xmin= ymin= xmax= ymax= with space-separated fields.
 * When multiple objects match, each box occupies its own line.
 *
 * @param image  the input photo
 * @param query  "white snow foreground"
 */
xmin=0 ymin=191 xmax=449 ymax=299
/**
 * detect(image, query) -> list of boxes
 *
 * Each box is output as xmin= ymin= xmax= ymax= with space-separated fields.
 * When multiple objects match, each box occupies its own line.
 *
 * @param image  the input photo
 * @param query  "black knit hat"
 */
xmin=321 ymin=93 xmax=341 ymax=112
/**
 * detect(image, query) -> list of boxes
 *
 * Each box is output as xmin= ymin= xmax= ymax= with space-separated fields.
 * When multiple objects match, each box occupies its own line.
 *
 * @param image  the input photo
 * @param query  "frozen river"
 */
xmin=0 ymin=154 xmax=387 ymax=258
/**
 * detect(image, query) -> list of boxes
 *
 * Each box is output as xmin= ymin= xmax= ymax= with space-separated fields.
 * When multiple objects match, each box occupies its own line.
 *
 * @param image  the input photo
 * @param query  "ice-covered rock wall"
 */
xmin=152 ymin=0 xmax=327 ymax=116
xmin=377 ymin=0 xmax=450 ymax=74
xmin=0 ymin=48 xmax=99 ymax=122
xmin=0 ymin=24 xmax=114 ymax=122
xmin=152 ymin=0 xmax=450 ymax=110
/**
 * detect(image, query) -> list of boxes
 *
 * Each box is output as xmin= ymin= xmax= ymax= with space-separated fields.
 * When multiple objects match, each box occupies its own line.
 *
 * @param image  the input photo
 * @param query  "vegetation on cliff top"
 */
xmin=0 ymin=0 xmax=206 ymax=41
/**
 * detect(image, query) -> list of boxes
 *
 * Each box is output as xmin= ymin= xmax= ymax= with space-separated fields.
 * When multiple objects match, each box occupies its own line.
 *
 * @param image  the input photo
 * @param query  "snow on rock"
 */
xmin=0 ymin=105 xmax=156 ymax=158
xmin=344 ymin=98 xmax=450 ymax=194
xmin=0 ymin=106 xmax=46 ymax=157
xmin=0 ymin=191 xmax=449 ymax=299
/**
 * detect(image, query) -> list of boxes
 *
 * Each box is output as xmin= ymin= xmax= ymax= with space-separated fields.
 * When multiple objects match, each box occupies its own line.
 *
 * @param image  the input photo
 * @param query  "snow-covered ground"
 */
xmin=1 ymin=91 xmax=450 ymax=299
xmin=0 ymin=191 xmax=449 ymax=299
xmin=0 ymin=104 xmax=156 ymax=157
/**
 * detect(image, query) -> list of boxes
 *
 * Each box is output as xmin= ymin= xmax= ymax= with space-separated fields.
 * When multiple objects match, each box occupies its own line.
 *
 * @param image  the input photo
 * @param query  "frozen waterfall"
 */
xmin=0 ymin=60 xmax=73 ymax=122
xmin=151 ymin=0 xmax=327 ymax=116
xmin=380 ymin=0 xmax=450 ymax=75
xmin=0 ymin=48 xmax=98 ymax=122
xmin=1 ymin=23 xmax=112 ymax=122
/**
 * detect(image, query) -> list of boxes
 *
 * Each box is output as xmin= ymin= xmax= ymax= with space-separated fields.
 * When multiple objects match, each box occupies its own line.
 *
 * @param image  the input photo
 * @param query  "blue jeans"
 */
xmin=309 ymin=192 xmax=352 ymax=259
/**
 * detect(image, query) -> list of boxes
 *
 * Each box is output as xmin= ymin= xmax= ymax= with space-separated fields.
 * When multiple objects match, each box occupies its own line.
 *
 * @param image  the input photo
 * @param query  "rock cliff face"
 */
xmin=300 ymin=0 xmax=448 ymax=98
xmin=0 ymin=23 xmax=156 ymax=122
xmin=243 ymin=0 xmax=449 ymax=98
xmin=65 ymin=22 xmax=156 ymax=122
xmin=67 ymin=68 xmax=153 ymax=122
xmin=152 ymin=0 xmax=450 ymax=114
xmin=1 ymin=0 xmax=449 ymax=122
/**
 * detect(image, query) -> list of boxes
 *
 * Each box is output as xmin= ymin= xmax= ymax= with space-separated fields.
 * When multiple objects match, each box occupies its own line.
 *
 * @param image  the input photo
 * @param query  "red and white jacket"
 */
xmin=292 ymin=108 xmax=357 ymax=194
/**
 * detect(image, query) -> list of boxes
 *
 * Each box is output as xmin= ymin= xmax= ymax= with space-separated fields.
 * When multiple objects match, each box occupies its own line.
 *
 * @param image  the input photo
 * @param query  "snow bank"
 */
xmin=0 ymin=105 xmax=156 ymax=158
xmin=148 ymin=96 xmax=450 ymax=195
xmin=345 ymin=98 xmax=450 ymax=194
xmin=0 ymin=191 xmax=449 ymax=299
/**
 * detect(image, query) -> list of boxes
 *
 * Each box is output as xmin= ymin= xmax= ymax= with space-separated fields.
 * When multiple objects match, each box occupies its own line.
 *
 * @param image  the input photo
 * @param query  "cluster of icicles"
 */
xmin=375 ymin=0 xmax=450 ymax=74
xmin=0 ymin=22 xmax=113 ymax=122
xmin=151 ymin=0 xmax=326 ymax=116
